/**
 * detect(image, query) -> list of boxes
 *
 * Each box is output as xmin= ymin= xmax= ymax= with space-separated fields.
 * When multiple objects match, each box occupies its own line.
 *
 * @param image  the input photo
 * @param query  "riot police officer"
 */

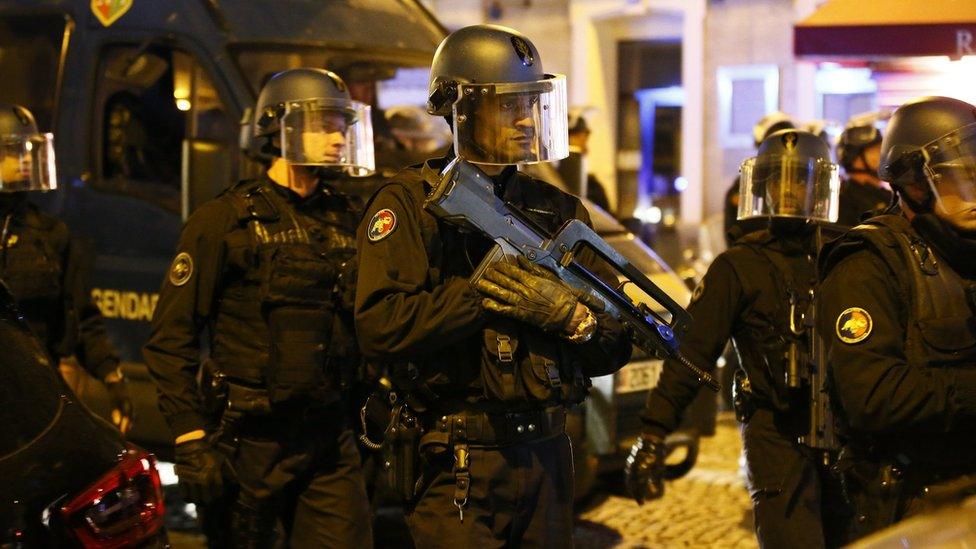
xmin=144 ymin=68 xmax=373 ymax=547
xmin=836 ymin=111 xmax=893 ymax=226
xmin=354 ymin=24 xmax=631 ymax=546
xmin=723 ymin=112 xmax=797 ymax=245
xmin=0 ymin=103 xmax=131 ymax=433
xmin=627 ymin=130 xmax=850 ymax=548
xmin=818 ymin=96 xmax=976 ymax=539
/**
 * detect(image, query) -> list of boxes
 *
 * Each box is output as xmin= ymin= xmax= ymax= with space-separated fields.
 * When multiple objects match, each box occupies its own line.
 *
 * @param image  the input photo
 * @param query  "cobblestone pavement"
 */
xmin=575 ymin=412 xmax=758 ymax=548
xmin=168 ymin=412 xmax=756 ymax=548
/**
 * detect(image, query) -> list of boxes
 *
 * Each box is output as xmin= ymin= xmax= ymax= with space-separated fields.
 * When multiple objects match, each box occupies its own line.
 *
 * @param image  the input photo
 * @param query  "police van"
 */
xmin=0 ymin=0 xmax=445 ymax=453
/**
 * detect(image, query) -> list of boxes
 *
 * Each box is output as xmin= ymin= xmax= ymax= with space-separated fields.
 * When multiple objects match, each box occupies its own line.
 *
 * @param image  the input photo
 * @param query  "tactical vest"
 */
xmin=0 ymin=206 xmax=65 ymax=355
xmin=211 ymin=178 xmax=359 ymax=406
xmin=387 ymin=166 xmax=591 ymax=410
xmin=730 ymin=231 xmax=817 ymax=412
xmin=823 ymin=214 xmax=976 ymax=463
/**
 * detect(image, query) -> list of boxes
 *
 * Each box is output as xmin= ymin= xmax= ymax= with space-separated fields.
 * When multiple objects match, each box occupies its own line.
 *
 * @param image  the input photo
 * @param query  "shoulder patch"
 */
xmin=836 ymin=307 xmax=872 ymax=344
xmin=367 ymin=208 xmax=397 ymax=242
xmin=169 ymin=252 xmax=194 ymax=287
xmin=691 ymin=280 xmax=705 ymax=304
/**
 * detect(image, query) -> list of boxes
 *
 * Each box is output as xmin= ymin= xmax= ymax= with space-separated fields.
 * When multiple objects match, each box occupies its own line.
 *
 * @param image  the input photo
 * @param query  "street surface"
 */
xmin=168 ymin=413 xmax=756 ymax=548
xmin=575 ymin=412 xmax=756 ymax=548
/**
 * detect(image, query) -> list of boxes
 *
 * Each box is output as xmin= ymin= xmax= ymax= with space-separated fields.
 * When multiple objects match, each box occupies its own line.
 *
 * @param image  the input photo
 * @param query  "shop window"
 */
xmin=717 ymin=65 xmax=780 ymax=149
xmin=0 ymin=14 xmax=70 ymax=131
xmin=95 ymin=45 xmax=236 ymax=213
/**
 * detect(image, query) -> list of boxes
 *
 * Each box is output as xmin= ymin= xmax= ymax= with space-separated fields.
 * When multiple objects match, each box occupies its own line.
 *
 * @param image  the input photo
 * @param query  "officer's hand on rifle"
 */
xmin=475 ymin=255 xmax=589 ymax=334
xmin=174 ymin=432 xmax=226 ymax=505
xmin=102 ymin=366 xmax=133 ymax=435
xmin=625 ymin=432 xmax=668 ymax=505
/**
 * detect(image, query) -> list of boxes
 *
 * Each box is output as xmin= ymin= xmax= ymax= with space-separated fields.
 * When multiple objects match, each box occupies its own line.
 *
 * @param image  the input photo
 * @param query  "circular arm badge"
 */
xmin=367 ymin=209 xmax=397 ymax=242
xmin=169 ymin=252 xmax=194 ymax=287
xmin=836 ymin=307 xmax=872 ymax=344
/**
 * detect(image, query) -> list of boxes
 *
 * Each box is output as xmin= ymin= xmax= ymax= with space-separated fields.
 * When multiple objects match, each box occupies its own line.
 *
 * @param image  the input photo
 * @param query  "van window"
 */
xmin=0 ymin=14 xmax=70 ymax=131
xmin=95 ymin=45 xmax=237 ymax=213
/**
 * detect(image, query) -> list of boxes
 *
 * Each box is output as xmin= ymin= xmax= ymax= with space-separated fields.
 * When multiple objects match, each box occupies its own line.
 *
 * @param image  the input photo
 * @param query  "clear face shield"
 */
xmin=0 ymin=133 xmax=57 ymax=193
xmin=280 ymin=97 xmax=375 ymax=175
xmin=738 ymin=155 xmax=840 ymax=222
xmin=916 ymin=122 xmax=976 ymax=216
xmin=452 ymin=75 xmax=569 ymax=165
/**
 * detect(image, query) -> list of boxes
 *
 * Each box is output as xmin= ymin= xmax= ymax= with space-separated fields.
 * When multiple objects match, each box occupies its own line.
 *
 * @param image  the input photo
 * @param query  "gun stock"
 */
xmin=423 ymin=158 xmax=719 ymax=392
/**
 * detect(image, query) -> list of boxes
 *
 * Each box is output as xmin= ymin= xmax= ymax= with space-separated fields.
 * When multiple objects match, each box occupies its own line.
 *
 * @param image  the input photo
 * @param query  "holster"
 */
xmin=732 ymin=368 xmax=756 ymax=423
xmin=382 ymin=402 xmax=422 ymax=503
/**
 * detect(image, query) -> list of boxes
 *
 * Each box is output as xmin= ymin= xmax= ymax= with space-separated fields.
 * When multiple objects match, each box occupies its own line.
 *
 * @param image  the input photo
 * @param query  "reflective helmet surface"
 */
xmin=250 ymin=68 xmax=374 ymax=173
xmin=838 ymin=110 xmax=887 ymax=173
xmin=0 ymin=103 xmax=56 ymax=193
xmin=254 ymin=68 xmax=354 ymax=138
xmin=426 ymin=24 xmax=568 ymax=165
xmin=879 ymin=96 xmax=976 ymax=214
xmin=427 ymin=24 xmax=546 ymax=116
xmin=738 ymin=129 xmax=839 ymax=222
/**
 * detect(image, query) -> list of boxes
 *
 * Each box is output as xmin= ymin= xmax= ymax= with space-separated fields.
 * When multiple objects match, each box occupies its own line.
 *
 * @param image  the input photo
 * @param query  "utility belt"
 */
xmin=419 ymin=406 xmax=567 ymax=449
xmin=380 ymin=403 xmax=566 ymax=521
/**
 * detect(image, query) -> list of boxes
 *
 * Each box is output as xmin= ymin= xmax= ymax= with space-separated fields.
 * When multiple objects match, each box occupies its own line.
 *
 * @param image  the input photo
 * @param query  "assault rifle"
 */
xmin=422 ymin=158 xmax=719 ymax=392
xmin=797 ymin=223 xmax=846 ymax=453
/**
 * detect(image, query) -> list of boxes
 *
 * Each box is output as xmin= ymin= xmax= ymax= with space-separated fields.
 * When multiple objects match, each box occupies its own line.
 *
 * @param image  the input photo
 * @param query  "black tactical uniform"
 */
xmin=631 ymin=130 xmax=850 ymax=548
xmin=0 ymin=196 xmax=120 ymax=379
xmin=355 ymin=159 xmax=631 ymax=546
xmin=819 ymin=213 xmax=976 ymax=538
xmin=0 ymin=102 xmax=128 ymax=432
xmin=145 ymin=175 xmax=371 ymax=545
xmin=640 ymin=229 xmax=848 ymax=547
xmin=818 ymin=96 xmax=976 ymax=539
xmin=837 ymin=179 xmax=892 ymax=227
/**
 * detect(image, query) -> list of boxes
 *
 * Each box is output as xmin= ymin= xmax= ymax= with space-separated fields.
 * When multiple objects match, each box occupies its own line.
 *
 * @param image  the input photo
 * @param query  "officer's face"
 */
xmin=850 ymin=144 xmax=882 ymax=186
xmin=931 ymin=164 xmax=976 ymax=233
xmin=301 ymin=111 xmax=347 ymax=164
xmin=768 ymin=179 xmax=803 ymax=216
xmin=0 ymin=151 xmax=30 ymax=184
xmin=473 ymin=93 xmax=539 ymax=161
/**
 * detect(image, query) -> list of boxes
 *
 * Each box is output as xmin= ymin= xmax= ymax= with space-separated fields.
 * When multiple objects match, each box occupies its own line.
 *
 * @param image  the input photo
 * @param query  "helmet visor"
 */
xmin=738 ymin=155 xmax=839 ymax=222
xmin=0 ymin=133 xmax=56 ymax=192
xmin=452 ymin=75 xmax=568 ymax=165
xmin=922 ymin=122 xmax=976 ymax=215
xmin=281 ymin=98 xmax=375 ymax=174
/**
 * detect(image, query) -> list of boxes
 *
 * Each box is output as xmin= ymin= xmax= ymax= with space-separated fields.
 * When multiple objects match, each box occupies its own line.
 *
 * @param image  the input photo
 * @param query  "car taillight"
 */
xmin=60 ymin=448 xmax=165 ymax=548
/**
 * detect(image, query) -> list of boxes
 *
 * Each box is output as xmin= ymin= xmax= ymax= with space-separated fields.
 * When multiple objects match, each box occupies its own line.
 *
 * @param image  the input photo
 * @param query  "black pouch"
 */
xmin=481 ymin=326 xmax=521 ymax=401
xmin=266 ymin=306 xmax=335 ymax=405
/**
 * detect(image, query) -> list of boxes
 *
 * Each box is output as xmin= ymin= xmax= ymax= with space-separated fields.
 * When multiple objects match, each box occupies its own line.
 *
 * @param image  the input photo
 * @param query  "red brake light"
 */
xmin=60 ymin=448 xmax=165 ymax=548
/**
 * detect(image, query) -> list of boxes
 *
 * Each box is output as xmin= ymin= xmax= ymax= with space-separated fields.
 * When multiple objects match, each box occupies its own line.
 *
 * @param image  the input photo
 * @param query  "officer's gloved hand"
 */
xmin=625 ymin=432 xmax=668 ymax=505
xmin=475 ymin=255 xmax=581 ymax=333
xmin=174 ymin=438 xmax=225 ymax=505
xmin=102 ymin=368 xmax=133 ymax=435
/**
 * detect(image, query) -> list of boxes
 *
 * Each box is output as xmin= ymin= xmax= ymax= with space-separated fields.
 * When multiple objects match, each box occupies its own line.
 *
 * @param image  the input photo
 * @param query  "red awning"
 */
xmin=794 ymin=0 xmax=976 ymax=59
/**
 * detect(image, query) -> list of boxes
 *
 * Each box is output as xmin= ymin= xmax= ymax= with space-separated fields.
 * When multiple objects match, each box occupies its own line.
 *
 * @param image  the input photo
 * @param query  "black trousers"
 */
xmin=406 ymin=433 xmax=574 ymax=547
xmin=741 ymin=409 xmax=851 ymax=549
xmin=205 ymin=411 xmax=373 ymax=548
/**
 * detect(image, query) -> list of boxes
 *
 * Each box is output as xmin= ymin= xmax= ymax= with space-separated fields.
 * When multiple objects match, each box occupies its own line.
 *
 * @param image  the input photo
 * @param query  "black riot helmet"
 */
xmin=427 ymin=24 xmax=569 ymax=165
xmin=249 ymin=68 xmax=374 ymax=173
xmin=879 ymin=96 xmax=976 ymax=214
xmin=0 ymin=103 xmax=57 ymax=192
xmin=738 ymin=129 xmax=840 ymax=222
xmin=838 ymin=111 xmax=887 ymax=177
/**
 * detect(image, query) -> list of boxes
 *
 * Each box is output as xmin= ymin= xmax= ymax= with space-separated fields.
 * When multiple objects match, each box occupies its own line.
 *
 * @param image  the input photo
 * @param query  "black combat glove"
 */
xmin=174 ymin=439 xmax=225 ymax=505
xmin=474 ymin=255 xmax=581 ymax=333
xmin=102 ymin=370 xmax=133 ymax=435
xmin=625 ymin=432 xmax=668 ymax=505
